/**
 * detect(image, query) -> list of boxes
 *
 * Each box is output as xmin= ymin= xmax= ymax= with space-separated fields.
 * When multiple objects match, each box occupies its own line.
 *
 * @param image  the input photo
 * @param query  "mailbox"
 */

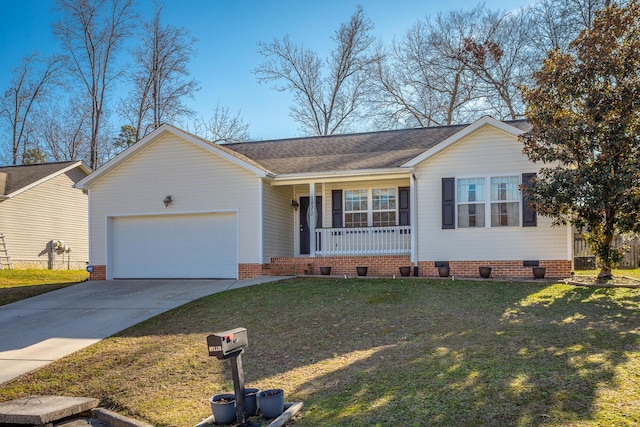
xmin=207 ymin=327 xmax=248 ymax=359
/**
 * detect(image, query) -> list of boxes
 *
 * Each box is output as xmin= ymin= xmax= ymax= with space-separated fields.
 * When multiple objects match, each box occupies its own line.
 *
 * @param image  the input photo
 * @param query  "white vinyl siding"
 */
xmin=0 ymin=167 xmax=88 ymax=268
xmin=88 ymin=133 xmax=260 ymax=269
xmin=262 ymin=184 xmax=293 ymax=261
xmin=415 ymin=125 xmax=569 ymax=261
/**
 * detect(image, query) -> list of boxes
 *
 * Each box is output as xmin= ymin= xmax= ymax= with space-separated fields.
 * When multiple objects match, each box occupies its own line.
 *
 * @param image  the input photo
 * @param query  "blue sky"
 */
xmin=0 ymin=0 xmax=533 ymax=141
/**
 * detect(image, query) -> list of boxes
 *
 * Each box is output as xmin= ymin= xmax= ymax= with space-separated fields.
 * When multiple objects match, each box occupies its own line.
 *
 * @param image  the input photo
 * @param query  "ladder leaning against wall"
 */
xmin=0 ymin=233 xmax=13 ymax=270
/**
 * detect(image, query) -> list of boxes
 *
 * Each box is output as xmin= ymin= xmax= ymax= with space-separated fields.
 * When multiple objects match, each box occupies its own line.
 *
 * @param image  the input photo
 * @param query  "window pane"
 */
xmin=373 ymin=188 xmax=396 ymax=210
xmin=345 ymin=190 xmax=367 ymax=212
xmin=491 ymin=202 xmax=519 ymax=226
xmin=458 ymin=178 xmax=485 ymax=202
xmin=373 ymin=211 xmax=396 ymax=226
xmin=458 ymin=203 xmax=485 ymax=227
xmin=491 ymin=176 xmax=519 ymax=201
xmin=345 ymin=212 xmax=368 ymax=227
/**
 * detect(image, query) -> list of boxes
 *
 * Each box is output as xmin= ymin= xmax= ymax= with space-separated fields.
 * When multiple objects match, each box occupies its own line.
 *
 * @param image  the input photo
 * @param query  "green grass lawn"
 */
xmin=0 ymin=269 xmax=88 ymax=306
xmin=1 ymin=277 xmax=638 ymax=427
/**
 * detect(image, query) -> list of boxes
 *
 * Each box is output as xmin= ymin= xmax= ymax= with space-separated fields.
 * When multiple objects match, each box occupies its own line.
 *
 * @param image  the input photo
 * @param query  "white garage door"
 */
xmin=110 ymin=213 xmax=237 ymax=279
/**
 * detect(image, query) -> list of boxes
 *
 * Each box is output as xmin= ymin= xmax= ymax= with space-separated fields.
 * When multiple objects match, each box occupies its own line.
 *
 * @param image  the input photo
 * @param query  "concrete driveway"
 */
xmin=0 ymin=276 xmax=285 ymax=385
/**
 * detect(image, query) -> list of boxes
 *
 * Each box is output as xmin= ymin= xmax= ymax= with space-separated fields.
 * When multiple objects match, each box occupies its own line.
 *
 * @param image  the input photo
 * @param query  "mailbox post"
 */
xmin=207 ymin=327 xmax=252 ymax=426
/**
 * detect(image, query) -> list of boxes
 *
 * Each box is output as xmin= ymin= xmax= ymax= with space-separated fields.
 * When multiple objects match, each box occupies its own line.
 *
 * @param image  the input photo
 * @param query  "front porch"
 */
xmin=273 ymin=172 xmax=416 ymax=261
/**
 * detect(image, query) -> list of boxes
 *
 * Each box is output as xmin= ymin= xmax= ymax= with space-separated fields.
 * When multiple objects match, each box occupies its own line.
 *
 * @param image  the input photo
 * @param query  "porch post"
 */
xmin=309 ymin=183 xmax=316 ymax=257
xmin=410 ymin=173 xmax=417 ymax=265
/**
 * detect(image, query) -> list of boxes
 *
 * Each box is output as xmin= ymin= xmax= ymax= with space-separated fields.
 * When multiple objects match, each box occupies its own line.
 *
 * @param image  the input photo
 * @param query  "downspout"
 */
xmin=567 ymin=224 xmax=574 ymax=272
xmin=258 ymin=179 xmax=264 ymax=264
xmin=410 ymin=172 xmax=418 ymax=270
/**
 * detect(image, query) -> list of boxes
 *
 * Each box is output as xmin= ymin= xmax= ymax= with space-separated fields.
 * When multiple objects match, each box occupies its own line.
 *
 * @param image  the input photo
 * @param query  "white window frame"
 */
xmin=456 ymin=176 xmax=521 ymax=228
xmin=344 ymin=189 xmax=368 ymax=227
xmin=344 ymin=187 xmax=397 ymax=227
xmin=490 ymin=176 xmax=520 ymax=227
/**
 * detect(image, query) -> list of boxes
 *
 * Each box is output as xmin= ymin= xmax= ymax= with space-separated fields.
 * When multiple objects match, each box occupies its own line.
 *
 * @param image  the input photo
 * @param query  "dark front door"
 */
xmin=299 ymin=196 xmax=322 ymax=255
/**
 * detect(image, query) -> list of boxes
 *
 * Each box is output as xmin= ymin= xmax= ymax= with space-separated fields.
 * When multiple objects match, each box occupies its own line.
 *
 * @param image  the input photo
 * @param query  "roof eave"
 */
xmin=269 ymin=167 xmax=413 ymax=186
xmin=7 ymin=161 xmax=89 ymax=198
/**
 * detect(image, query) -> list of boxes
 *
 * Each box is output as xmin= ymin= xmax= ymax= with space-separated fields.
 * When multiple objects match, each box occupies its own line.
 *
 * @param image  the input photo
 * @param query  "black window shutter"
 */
xmin=442 ymin=177 xmax=455 ymax=229
xmin=398 ymin=187 xmax=410 ymax=226
xmin=522 ymin=173 xmax=537 ymax=227
xmin=332 ymin=190 xmax=343 ymax=227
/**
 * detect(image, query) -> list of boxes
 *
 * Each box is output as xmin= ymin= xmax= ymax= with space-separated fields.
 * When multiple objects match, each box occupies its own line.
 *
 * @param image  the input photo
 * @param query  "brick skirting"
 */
xmin=89 ymin=265 xmax=106 ymax=280
xmin=268 ymin=255 xmax=412 ymax=277
xmin=265 ymin=257 xmax=571 ymax=279
xmin=88 ymin=259 xmax=571 ymax=281
xmin=238 ymin=263 xmax=264 ymax=279
xmin=418 ymin=260 xmax=571 ymax=279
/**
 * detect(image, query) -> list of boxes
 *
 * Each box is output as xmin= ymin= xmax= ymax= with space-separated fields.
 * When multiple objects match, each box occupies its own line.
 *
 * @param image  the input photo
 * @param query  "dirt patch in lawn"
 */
xmin=566 ymin=275 xmax=640 ymax=288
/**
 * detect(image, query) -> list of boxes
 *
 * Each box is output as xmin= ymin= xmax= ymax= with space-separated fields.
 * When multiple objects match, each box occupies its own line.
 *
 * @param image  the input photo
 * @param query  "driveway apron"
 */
xmin=0 ymin=277 xmax=282 ymax=385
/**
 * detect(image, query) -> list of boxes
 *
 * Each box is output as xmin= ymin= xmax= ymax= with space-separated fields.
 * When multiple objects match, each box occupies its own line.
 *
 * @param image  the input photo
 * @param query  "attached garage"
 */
xmin=109 ymin=212 xmax=237 ymax=279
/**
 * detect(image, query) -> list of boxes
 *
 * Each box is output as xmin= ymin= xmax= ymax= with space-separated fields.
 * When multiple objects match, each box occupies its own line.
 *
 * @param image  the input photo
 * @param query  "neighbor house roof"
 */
xmin=0 ymin=161 xmax=90 ymax=199
xmin=225 ymin=118 xmax=531 ymax=174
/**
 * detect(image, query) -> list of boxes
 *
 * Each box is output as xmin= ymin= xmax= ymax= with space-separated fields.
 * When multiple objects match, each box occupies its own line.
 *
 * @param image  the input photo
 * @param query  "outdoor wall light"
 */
xmin=291 ymin=199 xmax=299 ymax=210
xmin=163 ymin=195 xmax=172 ymax=207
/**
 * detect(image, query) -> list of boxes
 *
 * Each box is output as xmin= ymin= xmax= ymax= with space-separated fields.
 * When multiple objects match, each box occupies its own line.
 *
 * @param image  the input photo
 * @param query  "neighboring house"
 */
xmin=76 ymin=116 xmax=572 ymax=281
xmin=0 ymin=161 xmax=90 ymax=269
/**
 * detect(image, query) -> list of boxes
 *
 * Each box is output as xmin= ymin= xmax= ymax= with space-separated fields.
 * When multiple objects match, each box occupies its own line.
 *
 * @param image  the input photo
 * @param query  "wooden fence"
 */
xmin=574 ymin=234 xmax=640 ymax=269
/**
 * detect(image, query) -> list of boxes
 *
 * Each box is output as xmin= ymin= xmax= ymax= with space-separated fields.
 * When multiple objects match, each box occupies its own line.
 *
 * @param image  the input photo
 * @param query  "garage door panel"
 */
xmin=111 ymin=213 xmax=237 ymax=279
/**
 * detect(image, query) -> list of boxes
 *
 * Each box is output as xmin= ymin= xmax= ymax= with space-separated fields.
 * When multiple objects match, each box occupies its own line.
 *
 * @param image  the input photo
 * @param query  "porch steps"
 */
xmin=263 ymin=261 xmax=312 ymax=276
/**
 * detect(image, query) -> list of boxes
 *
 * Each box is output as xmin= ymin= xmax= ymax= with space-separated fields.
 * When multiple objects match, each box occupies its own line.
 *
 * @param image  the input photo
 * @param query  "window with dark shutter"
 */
xmin=398 ymin=187 xmax=410 ymax=226
xmin=522 ymin=173 xmax=537 ymax=227
xmin=442 ymin=177 xmax=455 ymax=229
xmin=332 ymin=190 xmax=343 ymax=227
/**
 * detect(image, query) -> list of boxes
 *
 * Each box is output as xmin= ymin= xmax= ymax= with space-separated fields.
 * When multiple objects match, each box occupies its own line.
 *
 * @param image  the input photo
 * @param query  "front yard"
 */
xmin=0 ymin=269 xmax=88 ymax=306
xmin=0 ymin=276 xmax=638 ymax=426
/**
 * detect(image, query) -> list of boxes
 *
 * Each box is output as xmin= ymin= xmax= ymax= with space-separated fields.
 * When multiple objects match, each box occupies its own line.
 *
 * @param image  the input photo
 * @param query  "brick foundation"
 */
xmin=268 ymin=255 xmax=413 ymax=277
xmin=238 ymin=263 xmax=264 ymax=279
xmin=89 ymin=265 xmax=106 ymax=280
xmin=265 ymin=257 xmax=571 ymax=279
xmin=418 ymin=260 xmax=571 ymax=279
xmin=88 ymin=259 xmax=571 ymax=281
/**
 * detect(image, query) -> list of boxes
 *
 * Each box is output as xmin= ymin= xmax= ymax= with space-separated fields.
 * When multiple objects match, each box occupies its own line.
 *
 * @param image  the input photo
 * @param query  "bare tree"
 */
xmin=527 ymin=0 xmax=619 ymax=61
xmin=0 ymin=53 xmax=63 ymax=165
xmin=119 ymin=4 xmax=199 ymax=142
xmin=34 ymin=97 xmax=90 ymax=162
xmin=461 ymin=9 xmax=535 ymax=120
xmin=192 ymin=105 xmax=250 ymax=144
xmin=256 ymin=6 xmax=379 ymax=135
xmin=54 ymin=0 xmax=136 ymax=169
xmin=369 ymin=7 xmax=482 ymax=128
xmin=528 ymin=0 xmax=576 ymax=55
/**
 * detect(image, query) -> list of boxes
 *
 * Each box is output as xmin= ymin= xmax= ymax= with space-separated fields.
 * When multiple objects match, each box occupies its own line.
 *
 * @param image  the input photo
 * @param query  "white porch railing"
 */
xmin=315 ymin=225 xmax=411 ymax=256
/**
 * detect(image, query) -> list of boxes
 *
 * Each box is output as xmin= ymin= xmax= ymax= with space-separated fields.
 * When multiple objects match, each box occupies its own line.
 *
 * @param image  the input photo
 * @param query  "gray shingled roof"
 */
xmin=0 ymin=161 xmax=79 ymax=195
xmin=226 ymin=120 xmax=530 ymax=174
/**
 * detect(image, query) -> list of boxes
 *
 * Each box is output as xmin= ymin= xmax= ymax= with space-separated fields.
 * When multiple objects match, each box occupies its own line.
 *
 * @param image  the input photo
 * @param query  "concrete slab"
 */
xmin=0 ymin=276 xmax=292 ymax=385
xmin=0 ymin=395 xmax=98 ymax=425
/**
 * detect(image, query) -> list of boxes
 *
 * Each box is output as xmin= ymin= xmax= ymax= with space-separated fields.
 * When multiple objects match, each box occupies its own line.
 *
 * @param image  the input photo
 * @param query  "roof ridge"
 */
xmin=225 ymin=123 xmax=471 ymax=147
